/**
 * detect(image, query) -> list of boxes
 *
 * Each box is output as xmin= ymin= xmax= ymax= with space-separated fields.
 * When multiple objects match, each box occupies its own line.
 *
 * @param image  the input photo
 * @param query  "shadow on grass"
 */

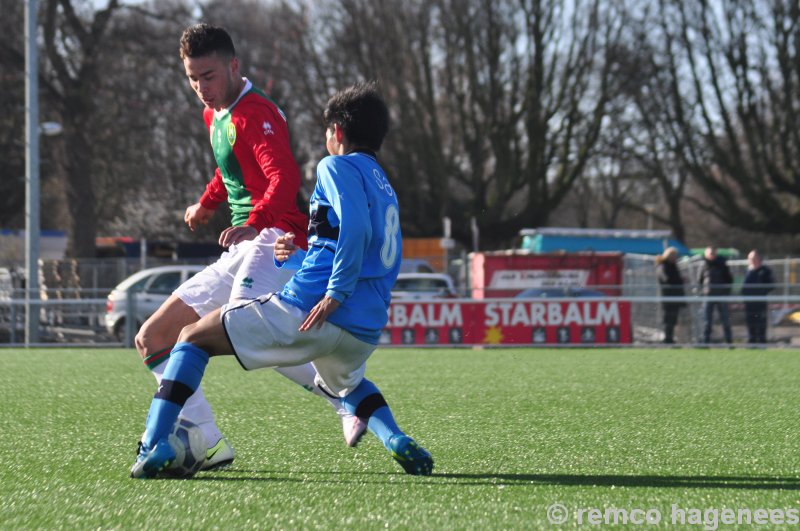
xmin=193 ymin=468 xmax=800 ymax=490
xmin=190 ymin=467 xmax=391 ymax=482
xmin=433 ymin=473 xmax=800 ymax=490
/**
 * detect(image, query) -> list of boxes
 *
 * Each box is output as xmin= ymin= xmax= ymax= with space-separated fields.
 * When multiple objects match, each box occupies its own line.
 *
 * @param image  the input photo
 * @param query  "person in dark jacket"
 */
xmin=698 ymin=246 xmax=734 ymax=344
xmin=656 ymin=247 xmax=686 ymax=344
xmin=742 ymin=250 xmax=774 ymax=344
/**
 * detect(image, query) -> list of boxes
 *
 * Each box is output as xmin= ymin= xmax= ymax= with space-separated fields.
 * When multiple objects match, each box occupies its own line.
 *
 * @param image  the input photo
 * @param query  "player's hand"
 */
xmin=184 ymin=203 xmax=214 ymax=231
xmin=218 ymin=225 xmax=258 ymax=248
xmin=299 ymin=296 xmax=340 ymax=331
xmin=274 ymin=232 xmax=298 ymax=262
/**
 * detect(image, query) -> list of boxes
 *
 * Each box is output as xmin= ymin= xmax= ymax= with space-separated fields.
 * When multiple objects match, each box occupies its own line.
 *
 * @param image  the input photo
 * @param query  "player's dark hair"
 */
xmin=323 ymin=82 xmax=389 ymax=152
xmin=180 ymin=23 xmax=236 ymax=60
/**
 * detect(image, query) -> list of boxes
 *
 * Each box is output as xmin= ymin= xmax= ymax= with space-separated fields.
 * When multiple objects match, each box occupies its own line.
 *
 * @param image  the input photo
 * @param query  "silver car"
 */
xmin=104 ymin=265 xmax=204 ymax=340
xmin=391 ymin=273 xmax=457 ymax=300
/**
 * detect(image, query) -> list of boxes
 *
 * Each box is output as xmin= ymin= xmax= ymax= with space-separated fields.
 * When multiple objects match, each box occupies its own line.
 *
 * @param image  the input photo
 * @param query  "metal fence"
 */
xmin=0 ymin=255 xmax=798 ymax=347
xmin=621 ymin=254 xmax=800 ymax=345
xmin=0 ymin=256 xmax=214 ymax=347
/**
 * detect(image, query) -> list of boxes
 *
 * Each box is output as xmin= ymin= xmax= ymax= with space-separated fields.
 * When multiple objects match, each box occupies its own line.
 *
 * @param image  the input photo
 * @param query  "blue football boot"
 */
xmin=130 ymin=439 xmax=175 ymax=479
xmin=387 ymin=434 xmax=433 ymax=476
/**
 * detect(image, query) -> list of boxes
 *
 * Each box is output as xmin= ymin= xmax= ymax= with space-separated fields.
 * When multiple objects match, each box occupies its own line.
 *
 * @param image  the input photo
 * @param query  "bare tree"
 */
xmin=652 ymin=0 xmax=800 ymax=234
xmin=90 ymin=1 xmax=227 ymax=242
xmin=0 ymin=0 xmax=27 ymax=229
xmin=3 ymin=0 xmax=234 ymax=253
xmin=600 ymin=68 xmax=692 ymax=241
xmin=17 ymin=0 xmax=800 ymax=259
xmin=0 ymin=0 xmax=69 ymax=231
xmin=0 ymin=0 xmax=636 ymax=253
xmin=281 ymin=0 xmax=625 ymax=248
xmin=9 ymin=0 xmax=210 ymax=256
xmin=563 ymin=3 xmax=695 ymax=242
xmin=34 ymin=0 xmax=130 ymax=257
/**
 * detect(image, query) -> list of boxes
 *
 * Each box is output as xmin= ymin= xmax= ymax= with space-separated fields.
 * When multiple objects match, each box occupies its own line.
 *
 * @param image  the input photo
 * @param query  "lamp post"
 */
xmin=25 ymin=0 xmax=40 ymax=345
xmin=25 ymin=1 xmax=62 ymax=345
xmin=645 ymin=203 xmax=656 ymax=231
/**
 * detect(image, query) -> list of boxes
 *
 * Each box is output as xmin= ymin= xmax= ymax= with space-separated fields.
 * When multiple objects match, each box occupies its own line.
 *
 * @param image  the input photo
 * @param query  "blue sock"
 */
xmin=341 ymin=378 xmax=403 ymax=449
xmin=142 ymin=342 xmax=209 ymax=450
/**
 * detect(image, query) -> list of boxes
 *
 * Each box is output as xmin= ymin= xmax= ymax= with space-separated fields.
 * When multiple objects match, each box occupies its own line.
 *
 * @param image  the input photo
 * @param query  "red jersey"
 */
xmin=199 ymin=80 xmax=308 ymax=249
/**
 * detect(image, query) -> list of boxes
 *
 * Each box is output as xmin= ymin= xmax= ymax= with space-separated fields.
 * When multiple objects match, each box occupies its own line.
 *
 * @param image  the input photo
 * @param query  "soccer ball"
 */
xmin=161 ymin=417 xmax=207 ymax=478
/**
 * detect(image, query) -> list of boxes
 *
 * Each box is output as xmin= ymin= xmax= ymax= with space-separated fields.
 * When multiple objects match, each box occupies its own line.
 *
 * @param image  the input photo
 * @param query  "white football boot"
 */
xmin=201 ymin=436 xmax=235 ymax=471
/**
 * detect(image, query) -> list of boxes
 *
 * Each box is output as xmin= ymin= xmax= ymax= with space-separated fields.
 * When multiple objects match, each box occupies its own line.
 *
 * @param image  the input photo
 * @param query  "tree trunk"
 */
xmin=62 ymin=121 xmax=97 ymax=257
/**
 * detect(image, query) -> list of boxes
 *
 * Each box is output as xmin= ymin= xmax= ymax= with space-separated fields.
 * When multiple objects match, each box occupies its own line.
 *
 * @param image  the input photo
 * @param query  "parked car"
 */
xmin=514 ymin=287 xmax=606 ymax=298
xmin=399 ymin=259 xmax=435 ymax=273
xmin=105 ymin=265 xmax=205 ymax=340
xmin=392 ymin=273 xmax=457 ymax=299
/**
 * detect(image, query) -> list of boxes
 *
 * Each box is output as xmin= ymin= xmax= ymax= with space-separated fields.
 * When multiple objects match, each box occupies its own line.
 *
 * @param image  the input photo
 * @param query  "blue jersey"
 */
xmin=280 ymin=151 xmax=402 ymax=344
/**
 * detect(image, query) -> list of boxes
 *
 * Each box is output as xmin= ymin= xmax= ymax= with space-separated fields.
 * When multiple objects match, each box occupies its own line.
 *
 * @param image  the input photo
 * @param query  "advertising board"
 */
xmin=381 ymin=299 xmax=632 ymax=346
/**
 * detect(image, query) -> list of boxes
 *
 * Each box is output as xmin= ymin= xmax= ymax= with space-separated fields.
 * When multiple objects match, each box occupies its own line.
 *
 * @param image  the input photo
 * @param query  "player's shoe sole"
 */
xmin=387 ymin=434 xmax=433 ymax=476
xmin=342 ymin=415 xmax=368 ymax=447
xmin=201 ymin=437 xmax=234 ymax=471
xmin=130 ymin=439 xmax=175 ymax=479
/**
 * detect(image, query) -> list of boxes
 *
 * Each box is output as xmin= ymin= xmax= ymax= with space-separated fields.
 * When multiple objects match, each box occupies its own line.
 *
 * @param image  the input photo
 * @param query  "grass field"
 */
xmin=1 ymin=347 xmax=800 ymax=529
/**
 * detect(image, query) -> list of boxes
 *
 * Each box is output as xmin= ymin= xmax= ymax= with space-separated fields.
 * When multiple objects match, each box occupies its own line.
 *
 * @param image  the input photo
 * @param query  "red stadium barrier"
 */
xmin=381 ymin=299 xmax=632 ymax=346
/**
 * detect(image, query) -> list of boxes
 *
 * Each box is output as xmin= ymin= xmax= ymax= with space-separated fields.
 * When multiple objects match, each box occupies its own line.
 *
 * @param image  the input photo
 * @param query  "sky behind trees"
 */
xmin=3 ymin=0 xmax=800 ymax=257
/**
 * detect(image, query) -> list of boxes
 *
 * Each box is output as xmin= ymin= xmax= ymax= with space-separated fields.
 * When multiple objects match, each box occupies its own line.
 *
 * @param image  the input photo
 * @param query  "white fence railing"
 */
xmin=0 ymin=296 xmax=111 ymax=347
xmin=1 ymin=292 xmax=799 ymax=348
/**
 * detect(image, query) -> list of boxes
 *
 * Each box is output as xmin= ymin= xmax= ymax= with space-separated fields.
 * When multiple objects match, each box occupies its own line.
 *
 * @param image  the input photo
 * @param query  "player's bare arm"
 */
xmin=218 ymin=225 xmax=258 ymax=247
xmin=184 ymin=202 xmax=214 ymax=231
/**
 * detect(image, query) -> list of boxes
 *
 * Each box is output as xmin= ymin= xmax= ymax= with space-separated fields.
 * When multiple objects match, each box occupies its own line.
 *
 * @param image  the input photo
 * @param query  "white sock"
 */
xmin=151 ymin=359 xmax=222 ymax=447
xmin=274 ymin=364 xmax=347 ymax=416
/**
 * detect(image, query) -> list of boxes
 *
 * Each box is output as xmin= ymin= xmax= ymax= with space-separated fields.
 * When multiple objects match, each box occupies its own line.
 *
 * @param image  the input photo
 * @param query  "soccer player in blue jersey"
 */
xmin=131 ymin=82 xmax=433 ymax=478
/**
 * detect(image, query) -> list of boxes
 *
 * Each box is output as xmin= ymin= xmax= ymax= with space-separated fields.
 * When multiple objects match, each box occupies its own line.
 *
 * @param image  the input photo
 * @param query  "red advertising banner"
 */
xmin=470 ymin=252 xmax=624 ymax=298
xmin=380 ymin=299 xmax=632 ymax=346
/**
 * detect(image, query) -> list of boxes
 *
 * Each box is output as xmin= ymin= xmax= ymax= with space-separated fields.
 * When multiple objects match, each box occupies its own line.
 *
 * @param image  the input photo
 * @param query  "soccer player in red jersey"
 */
xmin=134 ymin=24 xmax=362 ymax=470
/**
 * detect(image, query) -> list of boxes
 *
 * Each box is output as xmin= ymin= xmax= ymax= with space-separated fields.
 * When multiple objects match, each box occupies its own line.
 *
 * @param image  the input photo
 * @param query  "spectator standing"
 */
xmin=698 ymin=246 xmax=733 ymax=344
xmin=742 ymin=250 xmax=774 ymax=345
xmin=656 ymin=247 xmax=686 ymax=344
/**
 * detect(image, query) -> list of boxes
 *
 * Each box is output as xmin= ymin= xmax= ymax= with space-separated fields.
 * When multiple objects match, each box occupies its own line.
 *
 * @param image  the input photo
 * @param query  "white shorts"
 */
xmin=174 ymin=228 xmax=294 ymax=317
xmin=221 ymin=294 xmax=375 ymax=396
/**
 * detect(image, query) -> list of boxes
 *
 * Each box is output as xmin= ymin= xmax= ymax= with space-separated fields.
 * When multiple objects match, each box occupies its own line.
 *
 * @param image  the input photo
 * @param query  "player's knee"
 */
xmin=176 ymin=321 xmax=200 ymax=346
xmin=134 ymin=327 xmax=154 ymax=359
xmin=175 ymin=314 xmax=224 ymax=355
xmin=133 ymin=332 xmax=146 ymax=358
xmin=135 ymin=319 xmax=167 ymax=359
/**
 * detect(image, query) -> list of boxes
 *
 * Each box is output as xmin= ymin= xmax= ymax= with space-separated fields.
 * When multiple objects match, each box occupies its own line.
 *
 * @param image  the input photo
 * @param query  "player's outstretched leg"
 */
xmin=341 ymin=378 xmax=433 ymax=476
xmin=131 ymin=342 xmax=209 ymax=479
xmin=230 ymin=236 xmax=363 ymax=444
xmin=274 ymin=364 xmax=366 ymax=446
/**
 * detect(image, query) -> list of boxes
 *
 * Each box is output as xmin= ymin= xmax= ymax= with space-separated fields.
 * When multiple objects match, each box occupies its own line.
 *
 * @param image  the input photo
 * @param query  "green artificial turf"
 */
xmin=1 ymin=347 xmax=799 ymax=529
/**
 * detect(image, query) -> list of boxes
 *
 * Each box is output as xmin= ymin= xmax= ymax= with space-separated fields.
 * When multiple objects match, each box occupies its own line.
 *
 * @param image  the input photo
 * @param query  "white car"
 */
xmin=399 ymin=259 xmax=435 ymax=273
xmin=391 ymin=273 xmax=457 ymax=300
xmin=105 ymin=265 xmax=204 ymax=340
